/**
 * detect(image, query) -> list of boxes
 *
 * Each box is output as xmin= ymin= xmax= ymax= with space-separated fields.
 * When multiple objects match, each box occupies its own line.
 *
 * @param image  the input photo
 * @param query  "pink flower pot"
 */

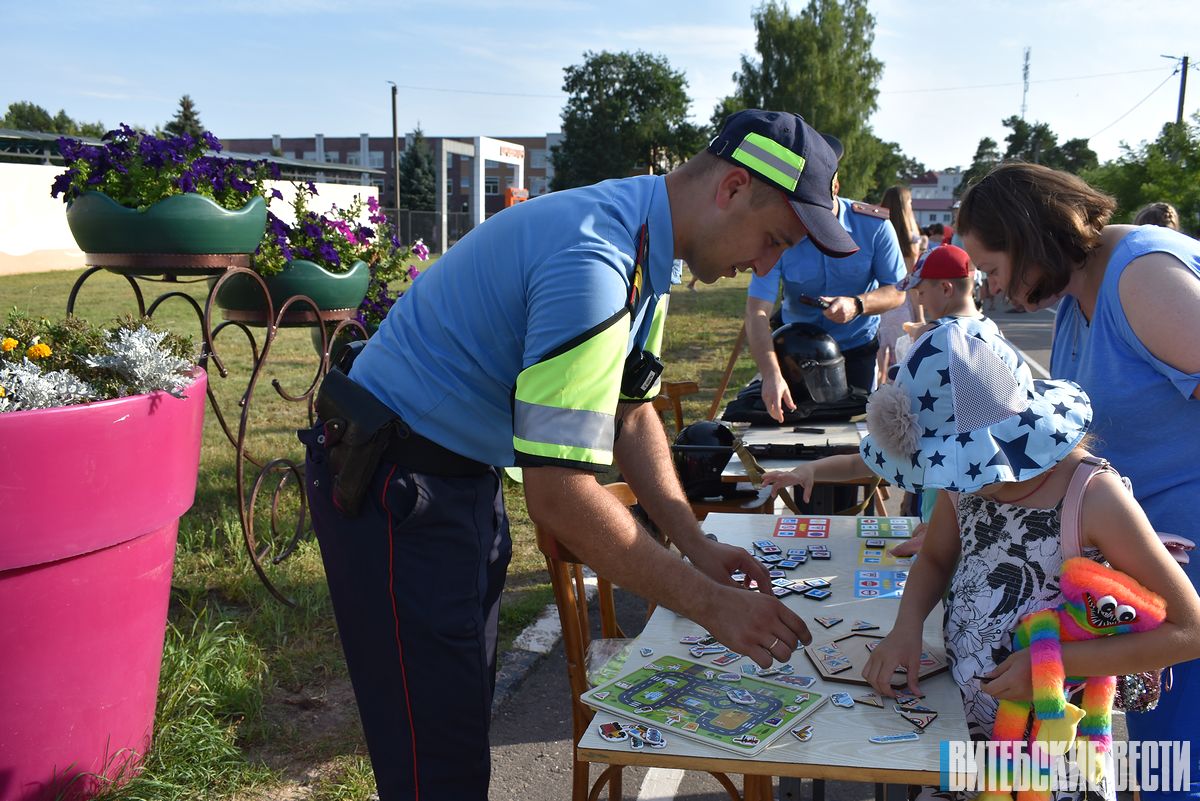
xmin=0 ymin=370 xmax=206 ymax=801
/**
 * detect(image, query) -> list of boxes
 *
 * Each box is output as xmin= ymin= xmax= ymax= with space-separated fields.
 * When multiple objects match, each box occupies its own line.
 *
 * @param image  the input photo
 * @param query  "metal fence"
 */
xmin=388 ymin=209 xmax=474 ymax=252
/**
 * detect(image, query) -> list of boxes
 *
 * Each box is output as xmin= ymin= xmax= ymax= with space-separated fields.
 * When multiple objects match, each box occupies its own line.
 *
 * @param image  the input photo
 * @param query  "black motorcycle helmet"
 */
xmin=772 ymin=322 xmax=850 ymax=404
xmin=671 ymin=421 xmax=735 ymax=500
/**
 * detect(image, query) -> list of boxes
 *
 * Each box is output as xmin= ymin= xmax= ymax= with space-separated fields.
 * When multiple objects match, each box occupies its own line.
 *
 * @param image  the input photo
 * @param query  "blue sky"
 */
xmin=4 ymin=0 xmax=1197 ymax=171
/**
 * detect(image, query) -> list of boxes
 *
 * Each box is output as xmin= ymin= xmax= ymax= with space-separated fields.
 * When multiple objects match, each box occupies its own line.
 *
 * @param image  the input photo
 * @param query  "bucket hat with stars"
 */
xmin=860 ymin=316 xmax=1091 ymax=493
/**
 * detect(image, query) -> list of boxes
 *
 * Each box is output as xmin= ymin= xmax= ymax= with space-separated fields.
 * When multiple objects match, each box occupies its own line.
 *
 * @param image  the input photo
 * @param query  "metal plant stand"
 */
xmin=67 ymin=254 xmax=366 ymax=605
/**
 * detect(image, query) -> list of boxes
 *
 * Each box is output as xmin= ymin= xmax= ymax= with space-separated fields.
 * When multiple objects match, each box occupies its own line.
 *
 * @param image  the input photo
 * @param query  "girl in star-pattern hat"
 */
xmin=859 ymin=315 xmax=1200 ymax=801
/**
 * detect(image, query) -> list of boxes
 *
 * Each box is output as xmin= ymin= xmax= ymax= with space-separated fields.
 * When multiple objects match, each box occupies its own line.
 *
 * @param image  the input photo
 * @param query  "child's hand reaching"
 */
xmin=889 ymin=522 xmax=927 ymax=557
xmin=761 ymin=465 xmax=816 ymax=502
xmin=979 ymin=649 xmax=1034 ymax=703
xmin=862 ymin=624 xmax=925 ymax=697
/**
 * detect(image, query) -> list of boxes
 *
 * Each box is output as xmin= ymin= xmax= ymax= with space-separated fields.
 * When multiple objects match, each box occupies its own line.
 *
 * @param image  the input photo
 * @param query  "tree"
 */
xmin=551 ymin=50 xmax=706 ymax=190
xmin=958 ymin=119 xmax=1098 ymax=197
xmin=717 ymin=0 xmax=885 ymax=200
xmin=1 ymin=101 xmax=104 ymax=137
xmin=861 ymin=135 xmax=926 ymax=202
xmin=959 ymin=136 xmax=1002 ymax=196
xmin=398 ymin=126 xmax=436 ymax=211
xmin=163 ymin=95 xmax=205 ymax=139
xmin=1055 ymin=138 xmax=1098 ymax=174
xmin=1085 ymin=115 xmax=1200 ymax=234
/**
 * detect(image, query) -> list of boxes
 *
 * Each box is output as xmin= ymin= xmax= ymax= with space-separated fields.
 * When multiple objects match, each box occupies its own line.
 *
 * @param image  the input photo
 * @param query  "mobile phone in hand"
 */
xmin=798 ymin=294 xmax=831 ymax=310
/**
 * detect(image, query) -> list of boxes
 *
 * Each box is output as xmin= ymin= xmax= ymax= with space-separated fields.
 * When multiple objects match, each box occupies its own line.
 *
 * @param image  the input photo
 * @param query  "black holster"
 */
xmin=314 ymin=357 xmax=407 ymax=517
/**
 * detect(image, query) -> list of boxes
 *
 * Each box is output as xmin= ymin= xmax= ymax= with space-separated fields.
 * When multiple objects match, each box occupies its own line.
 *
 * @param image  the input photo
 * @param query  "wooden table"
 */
xmin=576 ymin=513 xmax=968 ymax=795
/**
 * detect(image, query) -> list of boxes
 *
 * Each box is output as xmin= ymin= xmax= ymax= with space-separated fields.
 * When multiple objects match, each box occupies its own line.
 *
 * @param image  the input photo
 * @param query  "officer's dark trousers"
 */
xmin=300 ymin=424 xmax=513 ymax=801
xmin=842 ymin=336 xmax=880 ymax=393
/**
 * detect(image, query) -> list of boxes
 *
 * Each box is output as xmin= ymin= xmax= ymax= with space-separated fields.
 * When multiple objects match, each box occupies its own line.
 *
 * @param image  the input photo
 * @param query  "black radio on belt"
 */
xmin=621 ymin=348 xmax=664 ymax=398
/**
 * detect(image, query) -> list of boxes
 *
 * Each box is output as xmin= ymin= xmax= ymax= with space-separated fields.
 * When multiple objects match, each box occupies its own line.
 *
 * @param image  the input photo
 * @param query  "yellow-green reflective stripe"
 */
xmin=732 ymin=132 xmax=805 ymax=191
xmin=644 ymin=296 xmax=669 ymax=357
xmin=513 ymin=436 xmax=612 ymax=465
xmin=620 ymin=297 xmax=669 ymax=400
xmin=513 ymin=401 xmax=614 ymax=452
xmin=514 ymin=314 xmax=626 ymax=413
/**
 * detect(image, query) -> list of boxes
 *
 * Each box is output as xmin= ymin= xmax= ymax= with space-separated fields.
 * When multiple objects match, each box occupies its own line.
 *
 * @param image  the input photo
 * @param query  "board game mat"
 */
xmin=581 ymin=655 xmax=827 ymax=755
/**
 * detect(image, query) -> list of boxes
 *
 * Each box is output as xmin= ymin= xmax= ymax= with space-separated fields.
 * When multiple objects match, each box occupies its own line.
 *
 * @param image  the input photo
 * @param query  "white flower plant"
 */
xmin=0 ymin=313 xmax=197 ymax=414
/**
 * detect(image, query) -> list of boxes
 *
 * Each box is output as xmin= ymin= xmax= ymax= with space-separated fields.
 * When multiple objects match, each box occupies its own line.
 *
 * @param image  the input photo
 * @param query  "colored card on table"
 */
xmin=855 ymin=517 xmax=918 ymax=538
xmin=854 ymin=569 xmax=908 ymax=598
xmin=772 ymin=516 xmax=831 ymax=538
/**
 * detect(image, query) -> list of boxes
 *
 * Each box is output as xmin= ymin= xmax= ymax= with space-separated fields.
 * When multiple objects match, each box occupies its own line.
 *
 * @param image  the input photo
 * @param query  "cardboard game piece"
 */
xmin=803 ymin=633 xmax=948 ymax=686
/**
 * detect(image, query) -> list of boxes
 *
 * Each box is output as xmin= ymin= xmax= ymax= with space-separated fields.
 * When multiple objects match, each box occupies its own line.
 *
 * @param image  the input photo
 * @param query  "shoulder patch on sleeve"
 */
xmin=850 ymin=202 xmax=890 ymax=220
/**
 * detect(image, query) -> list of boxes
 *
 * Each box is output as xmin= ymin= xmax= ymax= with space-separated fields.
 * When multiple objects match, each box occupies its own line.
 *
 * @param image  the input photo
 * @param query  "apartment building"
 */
xmin=909 ymin=169 xmax=964 ymax=228
xmin=222 ymin=132 xmax=562 ymax=216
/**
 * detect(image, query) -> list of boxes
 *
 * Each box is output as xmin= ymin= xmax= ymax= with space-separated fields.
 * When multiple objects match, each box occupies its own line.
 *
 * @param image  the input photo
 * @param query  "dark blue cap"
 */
xmin=708 ymin=110 xmax=857 ymax=258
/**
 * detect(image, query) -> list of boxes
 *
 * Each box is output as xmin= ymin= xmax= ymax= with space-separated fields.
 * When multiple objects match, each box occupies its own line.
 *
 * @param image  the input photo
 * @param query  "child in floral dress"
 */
xmin=857 ymin=317 xmax=1200 ymax=801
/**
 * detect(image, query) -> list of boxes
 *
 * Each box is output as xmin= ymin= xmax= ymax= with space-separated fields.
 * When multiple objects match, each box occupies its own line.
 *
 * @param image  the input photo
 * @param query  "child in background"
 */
xmin=856 ymin=317 xmax=1200 ymax=800
xmin=894 ymin=244 xmax=986 ymax=344
xmin=766 ymin=247 xmax=990 ymax=553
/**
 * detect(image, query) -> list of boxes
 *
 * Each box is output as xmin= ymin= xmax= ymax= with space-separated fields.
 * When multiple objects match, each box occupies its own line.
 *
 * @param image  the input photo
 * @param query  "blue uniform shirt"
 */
xmin=748 ymin=197 xmax=905 ymax=350
xmin=351 ymin=174 xmax=675 ymax=468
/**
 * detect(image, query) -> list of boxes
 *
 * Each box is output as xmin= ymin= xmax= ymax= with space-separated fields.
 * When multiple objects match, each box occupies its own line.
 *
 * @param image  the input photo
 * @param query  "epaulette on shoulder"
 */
xmin=850 ymin=202 xmax=890 ymax=220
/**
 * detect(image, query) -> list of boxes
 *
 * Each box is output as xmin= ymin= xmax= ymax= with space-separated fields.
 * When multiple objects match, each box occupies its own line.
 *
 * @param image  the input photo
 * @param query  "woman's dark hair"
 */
xmin=957 ymin=162 xmax=1116 ymax=305
xmin=880 ymin=185 xmax=917 ymax=260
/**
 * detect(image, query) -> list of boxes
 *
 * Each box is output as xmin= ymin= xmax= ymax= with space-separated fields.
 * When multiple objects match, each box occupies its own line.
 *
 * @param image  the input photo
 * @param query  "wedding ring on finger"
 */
xmin=767 ymin=637 xmax=780 ymax=652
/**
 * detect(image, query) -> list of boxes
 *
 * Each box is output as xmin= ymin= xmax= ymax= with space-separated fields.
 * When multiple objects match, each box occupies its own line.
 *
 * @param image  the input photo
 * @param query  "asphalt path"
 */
xmin=488 ymin=303 xmax=1064 ymax=801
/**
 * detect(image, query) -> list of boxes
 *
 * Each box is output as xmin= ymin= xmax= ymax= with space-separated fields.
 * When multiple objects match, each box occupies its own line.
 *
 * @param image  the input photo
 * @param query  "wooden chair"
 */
xmin=535 ymin=481 xmax=761 ymax=801
xmin=652 ymin=380 xmax=700 ymax=435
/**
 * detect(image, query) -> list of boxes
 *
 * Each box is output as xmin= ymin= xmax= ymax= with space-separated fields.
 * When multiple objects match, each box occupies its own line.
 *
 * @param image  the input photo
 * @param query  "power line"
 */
xmin=391 ymin=83 xmax=562 ymax=99
xmin=396 ymin=65 xmax=1179 ymax=104
xmin=1087 ymin=69 xmax=1180 ymax=139
xmin=881 ymin=65 xmax=1166 ymax=95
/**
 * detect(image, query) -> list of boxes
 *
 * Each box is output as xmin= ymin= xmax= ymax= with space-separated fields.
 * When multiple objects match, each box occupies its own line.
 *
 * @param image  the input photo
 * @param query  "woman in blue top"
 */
xmin=957 ymin=162 xmax=1200 ymax=801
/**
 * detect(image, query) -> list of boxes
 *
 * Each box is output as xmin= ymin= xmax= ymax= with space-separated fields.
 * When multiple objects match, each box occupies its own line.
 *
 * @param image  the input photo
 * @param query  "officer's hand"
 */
xmin=703 ymin=586 xmax=812 ymax=669
xmin=822 ymin=296 xmax=858 ymax=324
xmin=689 ymin=539 xmax=772 ymax=593
xmin=760 ymin=372 xmax=796 ymax=423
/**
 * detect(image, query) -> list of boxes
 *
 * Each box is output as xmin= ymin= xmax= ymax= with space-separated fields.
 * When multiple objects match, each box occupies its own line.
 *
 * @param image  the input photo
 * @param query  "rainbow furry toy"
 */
xmin=979 ymin=557 xmax=1166 ymax=801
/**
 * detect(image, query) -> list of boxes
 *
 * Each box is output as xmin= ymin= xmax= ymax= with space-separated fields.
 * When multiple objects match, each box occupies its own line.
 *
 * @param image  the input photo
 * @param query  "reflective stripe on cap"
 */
xmin=732 ymin=132 xmax=806 ymax=192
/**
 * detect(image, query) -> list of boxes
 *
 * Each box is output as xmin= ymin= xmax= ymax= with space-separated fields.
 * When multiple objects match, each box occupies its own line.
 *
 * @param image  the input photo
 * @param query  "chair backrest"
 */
xmin=534 ymin=480 xmax=757 ymax=801
xmin=534 ymin=482 xmax=634 ymax=744
xmin=652 ymin=380 xmax=700 ymax=435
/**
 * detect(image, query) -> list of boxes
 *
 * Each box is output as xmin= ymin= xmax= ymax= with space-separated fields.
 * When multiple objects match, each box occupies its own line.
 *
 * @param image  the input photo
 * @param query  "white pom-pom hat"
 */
xmin=860 ymin=316 xmax=1091 ymax=493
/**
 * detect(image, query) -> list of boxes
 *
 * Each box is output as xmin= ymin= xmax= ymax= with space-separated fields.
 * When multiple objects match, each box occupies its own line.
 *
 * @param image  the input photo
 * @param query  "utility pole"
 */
xmin=1020 ymin=47 xmax=1031 ymax=120
xmin=1178 ymin=55 xmax=1189 ymax=125
xmin=1162 ymin=54 xmax=1191 ymax=126
xmin=387 ymin=80 xmax=401 ymax=214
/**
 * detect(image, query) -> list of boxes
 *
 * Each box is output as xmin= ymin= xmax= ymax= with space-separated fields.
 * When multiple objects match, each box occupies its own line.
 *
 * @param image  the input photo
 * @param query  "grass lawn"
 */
xmin=3 ymin=267 xmax=759 ymax=799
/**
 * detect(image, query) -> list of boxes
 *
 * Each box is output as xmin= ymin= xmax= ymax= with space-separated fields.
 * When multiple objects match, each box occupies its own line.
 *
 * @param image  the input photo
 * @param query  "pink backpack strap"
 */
xmin=1060 ymin=456 xmax=1120 ymax=560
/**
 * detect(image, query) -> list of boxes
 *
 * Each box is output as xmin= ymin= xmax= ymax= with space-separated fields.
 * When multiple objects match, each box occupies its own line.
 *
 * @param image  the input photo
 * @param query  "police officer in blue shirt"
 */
xmin=745 ymin=141 xmax=906 ymax=422
xmin=300 ymin=110 xmax=852 ymax=801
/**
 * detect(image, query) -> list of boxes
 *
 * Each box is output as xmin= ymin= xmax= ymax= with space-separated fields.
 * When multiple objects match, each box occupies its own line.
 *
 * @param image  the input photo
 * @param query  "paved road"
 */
xmin=489 ymin=304 xmax=1064 ymax=801
xmin=987 ymin=299 xmax=1058 ymax=377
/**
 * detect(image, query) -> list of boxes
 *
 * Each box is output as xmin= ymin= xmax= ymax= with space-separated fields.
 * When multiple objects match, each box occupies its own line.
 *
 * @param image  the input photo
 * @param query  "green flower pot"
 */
xmin=66 ymin=191 xmax=268 ymax=254
xmin=213 ymin=259 xmax=371 ymax=313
